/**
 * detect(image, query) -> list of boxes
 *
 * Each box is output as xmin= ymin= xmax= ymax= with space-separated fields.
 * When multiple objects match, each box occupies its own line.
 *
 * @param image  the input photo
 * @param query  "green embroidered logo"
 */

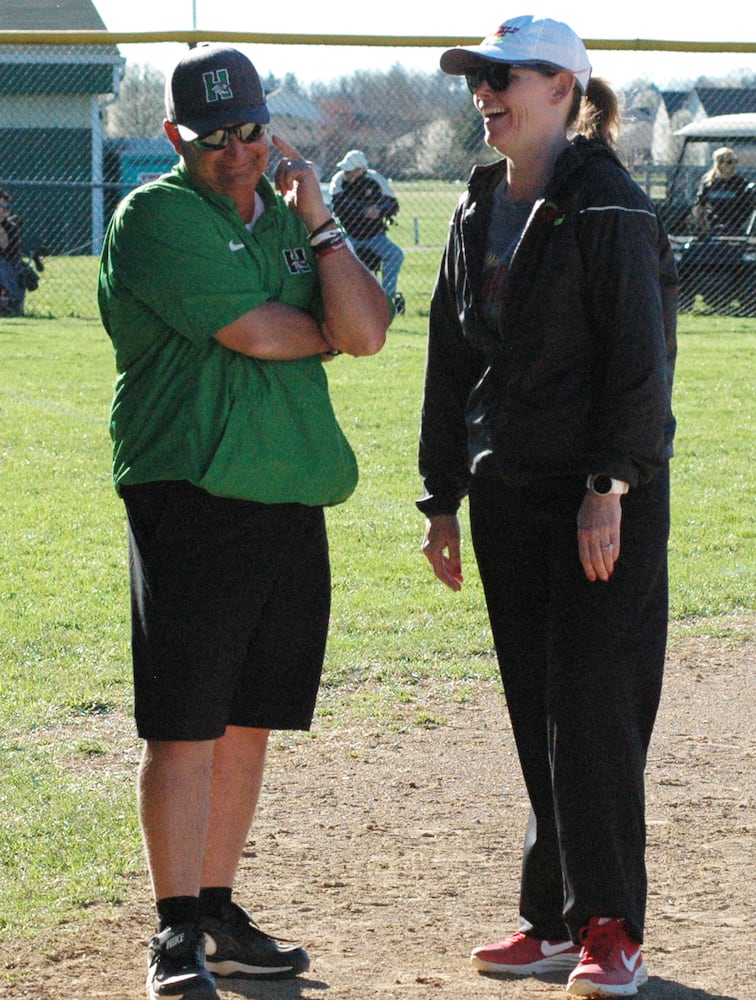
xmin=202 ymin=69 xmax=233 ymax=104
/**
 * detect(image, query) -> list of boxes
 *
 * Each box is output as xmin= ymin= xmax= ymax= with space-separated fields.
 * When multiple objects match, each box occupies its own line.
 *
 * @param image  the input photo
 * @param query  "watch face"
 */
xmin=592 ymin=474 xmax=613 ymax=495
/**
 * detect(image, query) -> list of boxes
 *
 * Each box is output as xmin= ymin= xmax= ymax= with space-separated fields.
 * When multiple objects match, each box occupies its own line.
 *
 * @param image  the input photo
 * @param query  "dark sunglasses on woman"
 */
xmin=465 ymin=62 xmax=558 ymax=93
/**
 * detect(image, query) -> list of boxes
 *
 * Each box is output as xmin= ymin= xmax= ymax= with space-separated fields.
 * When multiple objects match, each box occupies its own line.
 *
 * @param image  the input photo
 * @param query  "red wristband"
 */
xmin=314 ymin=240 xmax=347 ymax=259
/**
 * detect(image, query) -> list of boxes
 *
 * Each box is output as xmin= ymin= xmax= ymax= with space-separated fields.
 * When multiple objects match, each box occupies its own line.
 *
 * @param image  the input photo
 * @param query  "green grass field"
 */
xmin=0 ymin=251 xmax=754 ymax=948
xmin=22 ymin=179 xmax=467 ymax=322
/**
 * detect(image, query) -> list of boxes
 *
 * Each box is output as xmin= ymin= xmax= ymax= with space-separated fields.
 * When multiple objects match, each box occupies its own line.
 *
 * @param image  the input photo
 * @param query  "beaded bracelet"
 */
xmin=309 ymin=216 xmax=336 ymax=239
xmin=309 ymin=228 xmax=343 ymax=248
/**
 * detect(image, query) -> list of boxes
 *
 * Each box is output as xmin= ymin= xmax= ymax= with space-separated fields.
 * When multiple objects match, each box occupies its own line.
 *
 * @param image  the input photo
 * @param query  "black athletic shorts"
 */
xmin=122 ymin=480 xmax=331 ymax=741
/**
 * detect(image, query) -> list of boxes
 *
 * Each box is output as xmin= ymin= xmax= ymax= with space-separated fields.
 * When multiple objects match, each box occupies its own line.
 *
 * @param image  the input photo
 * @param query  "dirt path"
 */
xmin=2 ymin=620 xmax=753 ymax=1000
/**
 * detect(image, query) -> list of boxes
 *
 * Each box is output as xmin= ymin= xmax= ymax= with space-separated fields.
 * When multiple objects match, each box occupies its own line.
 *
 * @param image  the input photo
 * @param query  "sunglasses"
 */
xmin=465 ymin=62 xmax=557 ymax=93
xmin=720 ymin=157 xmax=738 ymax=165
xmin=193 ymin=121 xmax=266 ymax=151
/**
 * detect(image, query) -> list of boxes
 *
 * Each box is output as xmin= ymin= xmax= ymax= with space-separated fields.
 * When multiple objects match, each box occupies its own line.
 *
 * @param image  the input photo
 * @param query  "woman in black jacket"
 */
xmin=418 ymin=15 xmax=677 ymax=997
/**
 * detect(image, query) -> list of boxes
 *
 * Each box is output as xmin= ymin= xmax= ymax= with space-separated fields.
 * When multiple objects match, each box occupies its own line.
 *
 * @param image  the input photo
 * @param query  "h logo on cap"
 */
xmin=202 ymin=68 xmax=233 ymax=104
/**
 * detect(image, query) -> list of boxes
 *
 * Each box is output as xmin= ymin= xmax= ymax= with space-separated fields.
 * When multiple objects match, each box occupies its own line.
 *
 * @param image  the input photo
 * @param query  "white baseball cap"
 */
xmin=440 ymin=15 xmax=591 ymax=93
xmin=336 ymin=149 xmax=369 ymax=171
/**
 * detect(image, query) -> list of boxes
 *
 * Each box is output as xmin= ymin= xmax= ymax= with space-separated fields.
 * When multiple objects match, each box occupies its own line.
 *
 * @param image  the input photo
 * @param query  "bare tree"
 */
xmin=104 ymin=63 xmax=166 ymax=138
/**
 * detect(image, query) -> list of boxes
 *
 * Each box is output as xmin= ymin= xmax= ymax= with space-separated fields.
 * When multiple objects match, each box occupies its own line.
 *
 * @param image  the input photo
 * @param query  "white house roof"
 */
xmin=266 ymin=88 xmax=320 ymax=122
xmin=0 ymin=0 xmax=106 ymax=29
xmin=675 ymin=114 xmax=756 ymax=140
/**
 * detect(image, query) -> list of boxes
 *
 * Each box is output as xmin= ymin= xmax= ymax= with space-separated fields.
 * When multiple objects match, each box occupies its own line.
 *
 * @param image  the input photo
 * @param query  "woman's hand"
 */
xmin=577 ymin=492 xmax=622 ymax=582
xmin=422 ymin=515 xmax=464 ymax=592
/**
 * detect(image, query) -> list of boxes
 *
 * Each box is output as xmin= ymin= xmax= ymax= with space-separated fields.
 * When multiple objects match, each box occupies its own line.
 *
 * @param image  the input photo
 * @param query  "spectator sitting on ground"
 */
xmin=329 ymin=150 xmax=405 ymax=313
xmin=0 ymin=189 xmax=24 ymax=314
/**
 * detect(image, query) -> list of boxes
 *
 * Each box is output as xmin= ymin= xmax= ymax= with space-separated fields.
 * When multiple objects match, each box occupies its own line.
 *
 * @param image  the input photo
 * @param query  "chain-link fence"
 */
xmin=1 ymin=34 xmax=755 ymax=320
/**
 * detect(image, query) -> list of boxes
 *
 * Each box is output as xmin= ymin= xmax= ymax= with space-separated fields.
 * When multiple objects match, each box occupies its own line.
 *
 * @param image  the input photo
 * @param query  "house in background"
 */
xmin=653 ymin=90 xmax=703 ymax=163
xmin=672 ymin=87 xmax=756 ymax=166
xmin=0 ymin=0 xmax=107 ymax=29
xmin=619 ymin=83 xmax=756 ymax=170
xmin=0 ymin=0 xmax=123 ymax=255
xmin=695 ymin=86 xmax=756 ymax=119
xmin=266 ymin=87 xmax=322 ymax=162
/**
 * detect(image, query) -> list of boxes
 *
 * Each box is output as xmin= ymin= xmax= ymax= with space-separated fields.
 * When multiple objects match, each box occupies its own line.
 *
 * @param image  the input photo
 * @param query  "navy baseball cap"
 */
xmin=165 ymin=43 xmax=270 ymax=140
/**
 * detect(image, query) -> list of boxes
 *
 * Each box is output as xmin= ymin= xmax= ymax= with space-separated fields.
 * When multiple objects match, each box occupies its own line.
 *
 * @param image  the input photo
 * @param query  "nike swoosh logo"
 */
xmin=621 ymin=948 xmax=641 ymax=972
xmin=229 ymin=240 xmax=245 ymax=251
xmin=541 ymin=941 xmax=576 ymax=957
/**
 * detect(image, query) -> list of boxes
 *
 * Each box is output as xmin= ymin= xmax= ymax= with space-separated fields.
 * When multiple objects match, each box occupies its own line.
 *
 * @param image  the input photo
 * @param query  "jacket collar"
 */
xmin=466 ymin=136 xmax=625 ymax=203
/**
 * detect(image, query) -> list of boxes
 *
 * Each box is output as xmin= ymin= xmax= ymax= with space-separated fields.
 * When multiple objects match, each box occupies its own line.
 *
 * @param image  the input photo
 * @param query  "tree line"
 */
xmin=104 ymin=62 xmax=755 ymax=182
xmin=104 ymin=62 xmax=495 ymax=181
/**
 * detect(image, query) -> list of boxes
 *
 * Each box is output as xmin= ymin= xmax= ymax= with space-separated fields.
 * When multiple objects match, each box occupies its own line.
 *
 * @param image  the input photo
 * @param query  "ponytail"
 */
xmin=569 ymin=77 xmax=621 ymax=149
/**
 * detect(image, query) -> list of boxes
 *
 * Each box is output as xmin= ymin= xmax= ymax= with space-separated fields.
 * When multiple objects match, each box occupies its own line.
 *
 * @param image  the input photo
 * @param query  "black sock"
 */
xmin=199 ymin=886 xmax=233 ymax=920
xmin=156 ymin=895 xmax=200 ymax=931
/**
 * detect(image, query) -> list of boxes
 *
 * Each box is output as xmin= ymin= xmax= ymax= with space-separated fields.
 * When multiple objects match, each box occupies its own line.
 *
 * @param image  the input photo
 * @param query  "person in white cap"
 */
xmin=329 ymin=149 xmax=405 ymax=313
xmin=418 ymin=15 xmax=677 ymax=997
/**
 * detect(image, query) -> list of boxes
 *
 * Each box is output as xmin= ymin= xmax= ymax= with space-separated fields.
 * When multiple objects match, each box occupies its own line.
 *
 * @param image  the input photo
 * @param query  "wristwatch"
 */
xmin=586 ymin=474 xmax=629 ymax=496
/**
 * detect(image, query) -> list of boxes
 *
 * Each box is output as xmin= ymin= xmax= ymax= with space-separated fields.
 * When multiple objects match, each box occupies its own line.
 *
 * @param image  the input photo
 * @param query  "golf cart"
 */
xmin=661 ymin=113 xmax=756 ymax=315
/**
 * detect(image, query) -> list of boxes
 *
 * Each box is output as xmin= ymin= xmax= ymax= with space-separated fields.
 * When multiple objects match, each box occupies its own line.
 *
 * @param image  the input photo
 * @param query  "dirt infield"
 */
xmin=2 ymin=617 xmax=753 ymax=1000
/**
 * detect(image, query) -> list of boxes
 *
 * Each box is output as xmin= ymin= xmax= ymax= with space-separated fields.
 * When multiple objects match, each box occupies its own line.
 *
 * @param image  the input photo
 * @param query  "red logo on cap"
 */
xmin=493 ymin=25 xmax=520 ymax=38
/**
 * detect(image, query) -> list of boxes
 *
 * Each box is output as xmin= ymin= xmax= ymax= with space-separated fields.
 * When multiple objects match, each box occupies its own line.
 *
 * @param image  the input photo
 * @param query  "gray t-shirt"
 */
xmin=480 ymin=179 xmax=533 ymax=332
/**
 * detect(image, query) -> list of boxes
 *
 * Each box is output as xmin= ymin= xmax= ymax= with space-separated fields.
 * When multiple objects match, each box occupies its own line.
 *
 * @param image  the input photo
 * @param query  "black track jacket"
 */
xmin=418 ymin=136 xmax=678 ymax=517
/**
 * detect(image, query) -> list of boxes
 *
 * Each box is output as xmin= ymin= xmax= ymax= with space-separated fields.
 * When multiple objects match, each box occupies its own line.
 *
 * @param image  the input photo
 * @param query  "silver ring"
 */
xmin=286 ymin=158 xmax=308 ymax=170
xmin=602 ymin=542 xmax=614 ymax=549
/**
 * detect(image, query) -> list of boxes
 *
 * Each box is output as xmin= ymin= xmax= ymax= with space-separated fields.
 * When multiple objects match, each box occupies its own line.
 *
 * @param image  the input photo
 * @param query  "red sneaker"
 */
xmin=471 ymin=930 xmax=580 ymax=975
xmin=567 ymin=918 xmax=648 ymax=996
